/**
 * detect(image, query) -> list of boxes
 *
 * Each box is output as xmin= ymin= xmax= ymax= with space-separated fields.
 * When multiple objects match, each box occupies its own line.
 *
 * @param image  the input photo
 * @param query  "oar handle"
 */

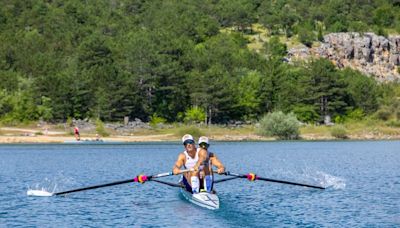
xmin=150 ymin=169 xmax=191 ymax=179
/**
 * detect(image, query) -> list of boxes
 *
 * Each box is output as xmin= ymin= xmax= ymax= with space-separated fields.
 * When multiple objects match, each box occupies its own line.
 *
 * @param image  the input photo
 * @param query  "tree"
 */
xmin=215 ymin=0 xmax=257 ymax=31
xmin=342 ymin=68 xmax=379 ymax=114
xmin=301 ymin=59 xmax=349 ymax=123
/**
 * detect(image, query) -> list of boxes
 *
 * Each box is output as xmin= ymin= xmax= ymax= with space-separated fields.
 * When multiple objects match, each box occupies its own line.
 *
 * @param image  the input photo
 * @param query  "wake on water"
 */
xmin=273 ymin=167 xmax=346 ymax=190
xmin=313 ymin=171 xmax=346 ymax=190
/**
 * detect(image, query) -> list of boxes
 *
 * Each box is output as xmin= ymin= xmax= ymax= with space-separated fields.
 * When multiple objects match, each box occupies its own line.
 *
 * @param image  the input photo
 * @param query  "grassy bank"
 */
xmin=0 ymin=119 xmax=399 ymax=143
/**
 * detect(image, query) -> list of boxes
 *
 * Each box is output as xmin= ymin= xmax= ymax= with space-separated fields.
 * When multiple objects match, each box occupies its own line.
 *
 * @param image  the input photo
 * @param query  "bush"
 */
xmin=330 ymin=125 xmax=348 ymax=139
xmin=95 ymin=119 xmax=109 ymax=137
xmin=184 ymin=107 xmax=206 ymax=124
xmin=258 ymin=111 xmax=300 ymax=140
xmin=386 ymin=120 xmax=400 ymax=128
xmin=149 ymin=113 xmax=167 ymax=127
xmin=292 ymin=105 xmax=319 ymax=123
xmin=346 ymin=109 xmax=365 ymax=121
xmin=176 ymin=126 xmax=204 ymax=139
xmin=374 ymin=108 xmax=391 ymax=121
xmin=298 ymin=27 xmax=315 ymax=47
xmin=66 ymin=117 xmax=73 ymax=127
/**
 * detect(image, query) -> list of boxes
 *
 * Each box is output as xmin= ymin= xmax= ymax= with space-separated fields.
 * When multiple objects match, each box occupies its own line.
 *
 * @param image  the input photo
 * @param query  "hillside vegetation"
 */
xmin=0 ymin=0 xmax=400 ymax=128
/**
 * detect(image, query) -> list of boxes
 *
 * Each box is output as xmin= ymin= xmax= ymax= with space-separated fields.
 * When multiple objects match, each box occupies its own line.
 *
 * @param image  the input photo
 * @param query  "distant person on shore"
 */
xmin=74 ymin=126 xmax=80 ymax=141
xmin=95 ymin=134 xmax=101 ymax=141
xmin=172 ymin=134 xmax=225 ymax=193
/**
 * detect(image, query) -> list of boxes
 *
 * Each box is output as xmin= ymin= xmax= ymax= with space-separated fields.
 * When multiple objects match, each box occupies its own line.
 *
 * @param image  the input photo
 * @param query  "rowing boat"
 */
xmin=179 ymin=188 xmax=219 ymax=210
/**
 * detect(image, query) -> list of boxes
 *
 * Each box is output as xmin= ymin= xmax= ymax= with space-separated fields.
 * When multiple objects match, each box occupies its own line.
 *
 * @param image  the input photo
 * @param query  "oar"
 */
xmin=27 ymin=169 xmax=190 ymax=197
xmin=219 ymin=171 xmax=325 ymax=189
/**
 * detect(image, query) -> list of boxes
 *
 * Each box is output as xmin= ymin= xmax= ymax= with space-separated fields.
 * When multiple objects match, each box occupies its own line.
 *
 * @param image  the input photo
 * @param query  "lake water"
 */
xmin=0 ymin=141 xmax=399 ymax=227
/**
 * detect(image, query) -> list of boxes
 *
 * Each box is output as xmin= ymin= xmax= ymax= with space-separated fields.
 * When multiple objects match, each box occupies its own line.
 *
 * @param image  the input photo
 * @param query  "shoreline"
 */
xmin=1 ymin=125 xmax=399 ymax=144
xmin=0 ymin=134 xmax=399 ymax=144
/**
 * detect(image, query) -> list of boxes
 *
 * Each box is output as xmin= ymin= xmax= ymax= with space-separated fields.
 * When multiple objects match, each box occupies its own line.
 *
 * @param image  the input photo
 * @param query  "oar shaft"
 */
xmin=54 ymin=169 xmax=190 ymax=196
xmin=257 ymin=177 xmax=325 ymax=189
xmin=222 ymin=172 xmax=325 ymax=189
xmin=55 ymin=179 xmax=134 ymax=195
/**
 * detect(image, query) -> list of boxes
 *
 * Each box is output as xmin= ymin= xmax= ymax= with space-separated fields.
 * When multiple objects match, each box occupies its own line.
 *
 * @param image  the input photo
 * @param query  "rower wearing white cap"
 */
xmin=195 ymin=136 xmax=225 ymax=192
xmin=173 ymin=134 xmax=201 ymax=193
xmin=173 ymin=134 xmax=225 ymax=193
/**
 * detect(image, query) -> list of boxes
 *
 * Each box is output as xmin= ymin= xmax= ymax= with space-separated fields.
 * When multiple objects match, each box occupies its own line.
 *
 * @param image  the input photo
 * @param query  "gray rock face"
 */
xmin=287 ymin=32 xmax=400 ymax=82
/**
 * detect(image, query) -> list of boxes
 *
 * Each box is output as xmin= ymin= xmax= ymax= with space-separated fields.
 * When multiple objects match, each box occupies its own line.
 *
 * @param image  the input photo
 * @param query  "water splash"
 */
xmin=314 ymin=171 xmax=346 ymax=190
xmin=27 ymin=177 xmax=58 ymax=194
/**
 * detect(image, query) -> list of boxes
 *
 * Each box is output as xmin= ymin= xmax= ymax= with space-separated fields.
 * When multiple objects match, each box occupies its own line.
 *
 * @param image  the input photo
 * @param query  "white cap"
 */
xmin=198 ymin=136 xmax=209 ymax=145
xmin=182 ymin=134 xmax=194 ymax=143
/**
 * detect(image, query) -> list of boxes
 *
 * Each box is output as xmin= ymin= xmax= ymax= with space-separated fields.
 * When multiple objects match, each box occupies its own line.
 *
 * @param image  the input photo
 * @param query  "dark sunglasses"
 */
xmin=199 ymin=142 xmax=209 ymax=149
xmin=183 ymin=139 xmax=195 ymax=146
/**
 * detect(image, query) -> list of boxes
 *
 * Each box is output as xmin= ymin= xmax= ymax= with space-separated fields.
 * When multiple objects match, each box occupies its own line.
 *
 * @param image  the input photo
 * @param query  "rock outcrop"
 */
xmin=288 ymin=32 xmax=400 ymax=82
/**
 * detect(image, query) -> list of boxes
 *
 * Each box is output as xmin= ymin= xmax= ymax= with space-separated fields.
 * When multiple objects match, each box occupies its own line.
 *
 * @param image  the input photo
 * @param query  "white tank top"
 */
xmin=183 ymin=148 xmax=200 ymax=169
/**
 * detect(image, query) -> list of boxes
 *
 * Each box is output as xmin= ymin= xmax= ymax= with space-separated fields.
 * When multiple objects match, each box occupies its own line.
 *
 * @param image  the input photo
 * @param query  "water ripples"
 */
xmin=0 ymin=141 xmax=399 ymax=227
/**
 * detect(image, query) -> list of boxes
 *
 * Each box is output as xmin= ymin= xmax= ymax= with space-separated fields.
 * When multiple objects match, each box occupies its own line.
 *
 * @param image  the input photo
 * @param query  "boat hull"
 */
xmin=180 ymin=188 xmax=219 ymax=210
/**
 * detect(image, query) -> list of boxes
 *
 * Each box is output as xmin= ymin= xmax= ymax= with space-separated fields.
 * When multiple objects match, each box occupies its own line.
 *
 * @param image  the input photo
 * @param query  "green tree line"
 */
xmin=0 ymin=0 xmax=399 ymax=124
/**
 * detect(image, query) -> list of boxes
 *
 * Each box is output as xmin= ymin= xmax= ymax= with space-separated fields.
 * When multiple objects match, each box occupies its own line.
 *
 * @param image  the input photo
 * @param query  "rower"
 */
xmin=172 ymin=134 xmax=201 ymax=193
xmin=195 ymin=136 xmax=225 ymax=193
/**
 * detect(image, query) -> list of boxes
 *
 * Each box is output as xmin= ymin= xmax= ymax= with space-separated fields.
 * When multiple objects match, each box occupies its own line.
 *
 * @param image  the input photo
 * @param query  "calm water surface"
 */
xmin=0 ymin=141 xmax=399 ymax=227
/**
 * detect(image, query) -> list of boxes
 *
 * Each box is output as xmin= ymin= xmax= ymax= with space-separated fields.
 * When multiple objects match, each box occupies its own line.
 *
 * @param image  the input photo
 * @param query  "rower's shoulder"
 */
xmin=178 ymin=152 xmax=186 ymax=159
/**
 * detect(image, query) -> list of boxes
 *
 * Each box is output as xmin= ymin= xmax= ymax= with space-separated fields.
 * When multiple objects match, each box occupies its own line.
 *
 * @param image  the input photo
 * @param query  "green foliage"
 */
xmin=297 ymin=22 xmax=315 ymax=47
xmin=150 ymin=113 xmax=167 ymax=127
xmin=317 ymin=24 xmax=324 ymax=41
xmin=386 ymin=120 xmax=400 ymax=128
xmin=66 ymin=117 xmax=73 ymax=127
xmin=37 ymin=96 xmax=53 ymax=121
xmin=330 ymin=125 xmax=348 ymax=139
xmin=258 ymin=111 xmax=300 ymax=140
xmin=342 ymin=68 xmax=379 ymax=114
xmin=177 ymin=126 xmax=204 ymax=139
xmin=301 ymin=58 xmax=349 ymax=122
xmin=292 ymin=105 xmax=319 ymax=123
xmin=263 ymin=36 xmax=287 ymax=58
xmin=184 ymin=107 xmax=206 ymax=124
xmin=334 ymin=115 xmax=346 ymax=124
xmin=346 ymin=109 xmax=365 ymax=121
xmin=0 ymin=0 xmax=398 ymax=125
xmin=373 ymin=5 xmax=395 ymax=27
xmin=95 ymin=119 xmax=109 ymax=137
xmin=236 ymin=71 xmax=262 ymax=120
xmin=374 ymin=107 xmax=392 ymax=121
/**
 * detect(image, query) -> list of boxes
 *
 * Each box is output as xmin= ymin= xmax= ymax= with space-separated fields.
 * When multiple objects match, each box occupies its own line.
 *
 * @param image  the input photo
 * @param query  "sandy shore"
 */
xmin=0 ymin=134 xmax=179 ymax=143
xmin=0 ymin=134 xmax=269 ymax=143
xmin=0 ymin=127 xmax=399 ymax=143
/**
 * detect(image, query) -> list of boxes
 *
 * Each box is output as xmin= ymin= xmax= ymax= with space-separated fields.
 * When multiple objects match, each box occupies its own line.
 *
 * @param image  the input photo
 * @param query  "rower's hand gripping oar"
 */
xmin=27 ymin=169 xmax=191 ymax=197
xmin=219 ymin=171 xmax=325 ymax=189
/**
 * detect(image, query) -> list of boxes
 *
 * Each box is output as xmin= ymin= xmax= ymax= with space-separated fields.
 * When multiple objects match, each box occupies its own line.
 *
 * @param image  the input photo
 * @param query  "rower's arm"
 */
xmin=211 ymin=154 xmax=225 ymax=173
xmin=172 ymin=153 xmax=185 ymax=175
xmin=193 ymin=148 xmax=208 ymax=171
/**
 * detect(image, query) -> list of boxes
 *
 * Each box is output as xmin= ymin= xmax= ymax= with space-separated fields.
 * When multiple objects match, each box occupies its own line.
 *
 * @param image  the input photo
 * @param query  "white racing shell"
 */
xmin=180 ymin=188 xmax=219 ymax=210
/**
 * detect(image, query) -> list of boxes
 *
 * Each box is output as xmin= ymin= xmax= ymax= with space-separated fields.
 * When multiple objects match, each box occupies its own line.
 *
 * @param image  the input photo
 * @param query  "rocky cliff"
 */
xmin=288 ymin=33 xmax=400 ymax=82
